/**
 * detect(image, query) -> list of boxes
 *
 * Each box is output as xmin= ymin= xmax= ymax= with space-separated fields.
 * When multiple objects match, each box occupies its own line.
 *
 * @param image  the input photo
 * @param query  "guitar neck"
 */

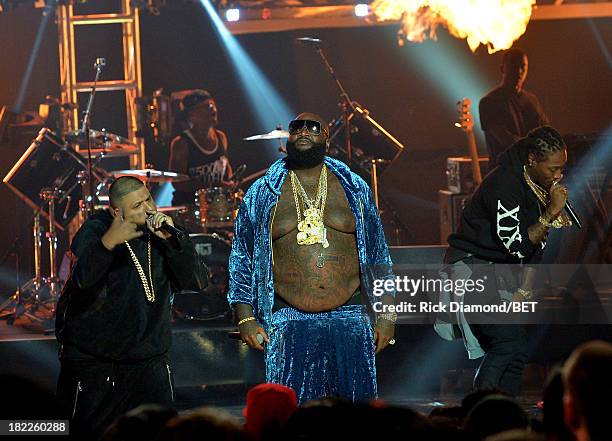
xmin=465 ymin=129 xmax=482 ymax=185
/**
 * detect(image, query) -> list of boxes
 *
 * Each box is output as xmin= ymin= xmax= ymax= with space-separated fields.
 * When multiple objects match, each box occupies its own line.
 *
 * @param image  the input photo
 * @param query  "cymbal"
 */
xmin=244 ymin=129 xmax=289 ymax=141
xmin=111 ymin=169 xmax=190 ymax=183
xmin=69 ymin=129 xmax=139 ymax=157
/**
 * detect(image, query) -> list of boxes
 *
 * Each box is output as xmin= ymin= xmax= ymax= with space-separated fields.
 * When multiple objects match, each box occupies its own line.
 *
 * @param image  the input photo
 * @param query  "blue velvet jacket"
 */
xmin=227 ymin=156 xmax=393 ymax=331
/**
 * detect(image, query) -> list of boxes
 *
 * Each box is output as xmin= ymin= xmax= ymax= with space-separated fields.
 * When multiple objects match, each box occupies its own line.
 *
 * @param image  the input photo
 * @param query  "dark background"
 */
xmin=0 ymin=1 xmax=610 ymax=295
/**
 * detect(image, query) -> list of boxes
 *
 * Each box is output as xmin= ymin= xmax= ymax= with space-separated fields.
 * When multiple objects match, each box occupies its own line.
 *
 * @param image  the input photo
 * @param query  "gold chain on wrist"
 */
xmin=523 ymin=166 xmax=571 ymax=228
xmin=238 ymin=316 xmax=256 ymax=326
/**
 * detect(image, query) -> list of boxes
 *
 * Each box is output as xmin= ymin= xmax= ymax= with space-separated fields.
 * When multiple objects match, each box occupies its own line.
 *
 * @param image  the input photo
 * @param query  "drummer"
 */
xmin=168 ymin=89 xmax=233 ymax=205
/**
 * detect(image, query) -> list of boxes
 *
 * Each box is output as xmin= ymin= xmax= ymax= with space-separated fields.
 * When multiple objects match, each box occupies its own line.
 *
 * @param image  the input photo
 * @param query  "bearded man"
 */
xmin=227 ymin=113 xmax=395 ymax=403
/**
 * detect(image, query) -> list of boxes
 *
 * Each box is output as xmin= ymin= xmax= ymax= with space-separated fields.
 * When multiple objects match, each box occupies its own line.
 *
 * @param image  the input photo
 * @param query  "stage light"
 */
xmin=14 ymin=2 xmax=54 ymax=113
xmin=588 ymin=19 xmax=611 ymax=69
xmin=402 ymin=36 xmax=489 ymax=148
xmin=354 ymin=4 xmax=369 ymax=17
xmin=543 ymin=124 xmax=612 ymax=263
xmin=225 ymin=8 xmax=240 ymax=22
xmin=199 ymin=0 xmax=294 ymax=160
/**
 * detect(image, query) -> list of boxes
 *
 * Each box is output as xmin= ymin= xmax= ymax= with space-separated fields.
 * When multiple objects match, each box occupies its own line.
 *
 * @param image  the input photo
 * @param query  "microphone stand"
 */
xmin=311 ymin=43 xmax=356 ymax=162
xmin=301 ymin=38 xmax=412 ymax=244
xmin=80 ymin=58 xmax=105 ymax=217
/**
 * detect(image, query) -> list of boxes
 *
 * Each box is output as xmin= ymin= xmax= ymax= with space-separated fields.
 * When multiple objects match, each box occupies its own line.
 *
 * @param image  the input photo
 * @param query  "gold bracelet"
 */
xmin=538 ymin=215 xmax=553 ymax=228
xmin=238 ymin=316 xmax=256 ymax=326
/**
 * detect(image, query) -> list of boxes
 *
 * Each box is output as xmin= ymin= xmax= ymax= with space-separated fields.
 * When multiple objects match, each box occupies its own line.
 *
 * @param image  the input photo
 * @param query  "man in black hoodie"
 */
xmin=55 ymin=176 xmax=204 ymax=439
xmin=441 ymin=126 xmax=570 ymax=396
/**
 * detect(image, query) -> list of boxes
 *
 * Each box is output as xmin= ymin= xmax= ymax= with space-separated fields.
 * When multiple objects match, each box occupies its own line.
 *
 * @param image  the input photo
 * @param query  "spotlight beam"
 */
xmin=199 ymin=0 xmax=294 ymax=159
xmin=14 ymin=2 xmax=55 ymax=114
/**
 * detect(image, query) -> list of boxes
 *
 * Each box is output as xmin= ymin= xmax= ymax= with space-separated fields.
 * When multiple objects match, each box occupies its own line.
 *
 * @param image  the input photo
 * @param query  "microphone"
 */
xmin=94 ymin=58 xmax=106 ymax=69
xmin=158 ymin=221 xmax=185 ymax=239
xmin=228 ymin=331 xmax=264 ymax=345
xmin=147 ymin=214 xmax=185 ymax=239
xmin=552 ymin=180 xmax=582 ymax=229
xmin=296 ymin=37 xmax=322 ymax=46
xmin=565 ymin=200 xmax=582 ymax=229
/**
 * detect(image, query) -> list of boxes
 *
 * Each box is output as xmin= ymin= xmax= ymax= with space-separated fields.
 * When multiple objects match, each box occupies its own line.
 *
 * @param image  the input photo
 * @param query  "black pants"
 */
xmin=56 ymin=349 xmax=175 ymax=440
xmin=470 ymin=324 xmax=528 ymax=396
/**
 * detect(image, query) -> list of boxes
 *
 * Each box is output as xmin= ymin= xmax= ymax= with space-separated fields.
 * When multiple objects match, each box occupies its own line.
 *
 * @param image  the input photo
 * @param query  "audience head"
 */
xmin=542 ymin=367 xmax=574 ymax=441
xmin=157 ymin=406 xmax=247 ymax=441
xmin=102 ymin=404 xmax=177 ymax=441
xmin=563 ymin=340 xmax=612 ymax=441
xmin=243 ymin=383 xmax=297 ymax=440
xmin=464 ymin=394 xmax=529 ymax=440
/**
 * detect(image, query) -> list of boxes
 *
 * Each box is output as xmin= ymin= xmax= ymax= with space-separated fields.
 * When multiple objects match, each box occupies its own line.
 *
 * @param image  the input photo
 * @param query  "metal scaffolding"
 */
xmin=57 ymin=0 xmax=144 ymax=168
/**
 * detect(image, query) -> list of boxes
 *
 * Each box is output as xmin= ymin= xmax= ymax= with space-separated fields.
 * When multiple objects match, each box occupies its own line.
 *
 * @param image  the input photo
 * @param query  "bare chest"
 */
xmin=271 ymin=172 xmax=356 ymax=240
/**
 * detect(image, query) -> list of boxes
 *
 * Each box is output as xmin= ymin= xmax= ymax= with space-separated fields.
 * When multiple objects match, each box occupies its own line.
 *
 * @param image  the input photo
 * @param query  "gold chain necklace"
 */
xmin=523 ymin=165 xmax=571 ymax=228
xmin=290 ymin=165 xmax=329 ymax=251
xmin=125 ymin=236 xmax=155 ymax=302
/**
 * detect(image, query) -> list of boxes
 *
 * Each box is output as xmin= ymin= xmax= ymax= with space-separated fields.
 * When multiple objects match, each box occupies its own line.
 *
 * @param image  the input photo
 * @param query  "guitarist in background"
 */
xmin=479 ymin=49 xmax=549 ymax=168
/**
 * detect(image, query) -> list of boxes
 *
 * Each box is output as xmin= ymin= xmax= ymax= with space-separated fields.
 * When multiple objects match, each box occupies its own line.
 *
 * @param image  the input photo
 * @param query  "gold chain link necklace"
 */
xmin=125 ymin=236 xmax=155 ymax=302
xmin=290 ymin=165 xmax=330 ymax=256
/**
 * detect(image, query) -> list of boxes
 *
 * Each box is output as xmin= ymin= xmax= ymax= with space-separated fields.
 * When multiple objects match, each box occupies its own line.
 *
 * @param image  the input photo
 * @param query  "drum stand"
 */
xmin=0 ymin=189 xmax=63 ymax=326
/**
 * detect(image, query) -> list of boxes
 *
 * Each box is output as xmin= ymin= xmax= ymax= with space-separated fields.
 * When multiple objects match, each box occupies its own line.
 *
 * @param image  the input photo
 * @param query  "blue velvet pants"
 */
xmin=265 ymin=304 xmax=377 ymax=404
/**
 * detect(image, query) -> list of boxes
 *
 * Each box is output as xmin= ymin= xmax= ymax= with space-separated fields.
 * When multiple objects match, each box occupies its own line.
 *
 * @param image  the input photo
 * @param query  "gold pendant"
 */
xmin=297 ymin=231 xmax=308 ymax=243
xmin=297 ymin=208 xmax=327 ymax=246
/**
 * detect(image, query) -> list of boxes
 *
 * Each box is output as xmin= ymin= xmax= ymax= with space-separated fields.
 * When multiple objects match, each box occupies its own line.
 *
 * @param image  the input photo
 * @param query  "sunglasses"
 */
xmin=288 ymin=119 xmax=328 ymax=136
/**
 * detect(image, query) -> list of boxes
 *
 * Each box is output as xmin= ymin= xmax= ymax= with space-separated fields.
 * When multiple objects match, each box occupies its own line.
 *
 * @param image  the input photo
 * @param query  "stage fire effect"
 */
xmin=370 ymin=0 xmax=536 ymax=53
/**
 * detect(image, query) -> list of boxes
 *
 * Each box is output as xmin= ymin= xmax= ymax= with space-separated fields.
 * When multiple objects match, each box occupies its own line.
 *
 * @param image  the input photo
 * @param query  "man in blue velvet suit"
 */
xmin=228 ymin=112 xmax=395 ymax=403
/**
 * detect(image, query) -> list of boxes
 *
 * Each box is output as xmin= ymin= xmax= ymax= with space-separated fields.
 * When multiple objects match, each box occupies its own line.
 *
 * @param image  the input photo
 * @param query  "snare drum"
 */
xmin=196 ymin=187 xmax=244 ymax=228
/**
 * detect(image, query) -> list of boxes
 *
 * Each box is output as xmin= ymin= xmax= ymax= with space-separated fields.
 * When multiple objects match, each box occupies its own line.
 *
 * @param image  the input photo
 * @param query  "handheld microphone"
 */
xmin=158 ymin=221 xmax=185 ymax=238
xmin=296 ymin=37 xmax=322 ymax=46
xmin=565 ymin=200 xmax=582 ymax=229
xmin=147 ymin=214 xmax=185 ymax=239
xmin=228 ymin=331 xmax=264 ymax=344
xmin=552 ymin=179 xmax=582 ymax=229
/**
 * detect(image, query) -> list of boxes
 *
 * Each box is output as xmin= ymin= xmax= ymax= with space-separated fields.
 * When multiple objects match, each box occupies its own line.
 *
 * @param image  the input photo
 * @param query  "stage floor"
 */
xmin=2 ymin=311 xmax=609 ymax=420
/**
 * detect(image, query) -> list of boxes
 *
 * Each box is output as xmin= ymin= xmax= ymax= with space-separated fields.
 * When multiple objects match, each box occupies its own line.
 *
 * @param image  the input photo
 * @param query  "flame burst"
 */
xmin=370 ymin=0 xmax=536 ymax=53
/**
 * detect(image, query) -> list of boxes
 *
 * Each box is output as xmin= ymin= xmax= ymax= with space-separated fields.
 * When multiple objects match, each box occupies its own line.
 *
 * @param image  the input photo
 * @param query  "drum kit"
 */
xmin=0 ymin=122 xmax=286 ymax=325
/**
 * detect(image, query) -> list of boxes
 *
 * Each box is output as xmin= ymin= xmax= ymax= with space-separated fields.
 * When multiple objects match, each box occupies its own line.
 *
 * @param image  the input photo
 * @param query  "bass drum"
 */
xmin=172 ymin=233 xmax=232 ymax=321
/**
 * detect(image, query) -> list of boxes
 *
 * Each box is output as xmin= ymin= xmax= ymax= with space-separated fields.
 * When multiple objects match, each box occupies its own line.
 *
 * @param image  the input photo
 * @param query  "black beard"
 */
xmin=285 ymin=138 xmax=326 ymax=169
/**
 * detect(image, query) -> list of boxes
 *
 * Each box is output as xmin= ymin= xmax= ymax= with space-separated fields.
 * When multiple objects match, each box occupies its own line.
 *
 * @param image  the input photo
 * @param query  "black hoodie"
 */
xmin=55 ymin=210 xmax=205 ymax=360
xmin=447 ymin=144 xmax=546 ymax=264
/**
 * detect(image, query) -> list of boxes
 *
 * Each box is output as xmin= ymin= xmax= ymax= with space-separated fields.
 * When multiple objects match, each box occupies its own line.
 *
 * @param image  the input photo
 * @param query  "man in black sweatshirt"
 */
xmin=440 ymin=126 xmax=570 ymax=396
xmin=55 ymin=176 xmax=204 ymax=439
